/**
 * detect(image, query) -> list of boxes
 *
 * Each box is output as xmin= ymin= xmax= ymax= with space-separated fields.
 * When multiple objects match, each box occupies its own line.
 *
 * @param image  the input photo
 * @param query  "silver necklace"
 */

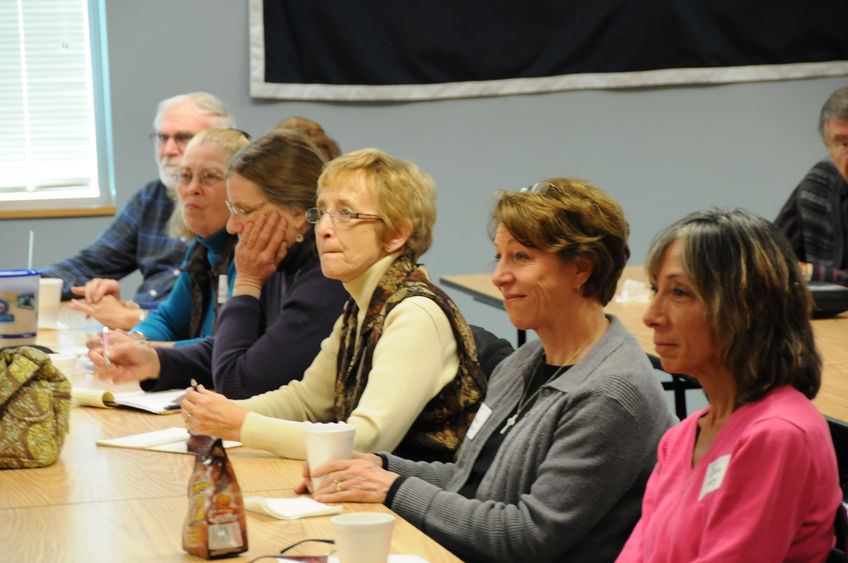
xmin=500 ymin=322 xmax=604 ymax=435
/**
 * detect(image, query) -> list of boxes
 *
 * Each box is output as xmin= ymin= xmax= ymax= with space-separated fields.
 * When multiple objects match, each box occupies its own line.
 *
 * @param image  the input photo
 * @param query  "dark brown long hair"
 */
xmin=645 ymin=208 xmax=821 ymax=404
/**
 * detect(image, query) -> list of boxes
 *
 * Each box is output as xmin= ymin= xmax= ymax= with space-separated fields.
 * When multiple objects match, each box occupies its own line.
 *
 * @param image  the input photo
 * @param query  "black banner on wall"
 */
xmin=249 ymin=0 xmax=848 ymax=101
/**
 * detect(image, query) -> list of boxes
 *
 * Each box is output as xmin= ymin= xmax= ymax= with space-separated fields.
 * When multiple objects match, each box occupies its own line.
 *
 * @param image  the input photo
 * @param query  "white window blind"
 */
xmin=0 ymin=0 xmax=112 ymax=214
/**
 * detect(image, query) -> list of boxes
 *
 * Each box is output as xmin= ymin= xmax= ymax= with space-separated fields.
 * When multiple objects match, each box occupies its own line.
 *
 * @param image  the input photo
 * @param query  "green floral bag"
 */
xmin=0 ymin=346 xmax=71 ymax=469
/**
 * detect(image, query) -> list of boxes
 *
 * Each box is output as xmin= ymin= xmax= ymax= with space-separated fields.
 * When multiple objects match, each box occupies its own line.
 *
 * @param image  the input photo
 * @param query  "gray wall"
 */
xmin=1 ymin=0 xmax=845 ymax=342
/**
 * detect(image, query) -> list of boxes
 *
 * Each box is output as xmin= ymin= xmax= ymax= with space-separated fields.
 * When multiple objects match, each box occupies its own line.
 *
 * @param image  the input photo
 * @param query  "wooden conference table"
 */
xmin=442 ymin=266 xmax=848 ymax=426
xmin=0 ymin=322 xmax=462 ymax=562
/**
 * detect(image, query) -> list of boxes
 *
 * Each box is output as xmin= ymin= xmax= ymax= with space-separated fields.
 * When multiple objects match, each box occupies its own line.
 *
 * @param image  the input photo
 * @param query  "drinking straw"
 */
xmin=27 ymin=230 xmax=34 ymax=270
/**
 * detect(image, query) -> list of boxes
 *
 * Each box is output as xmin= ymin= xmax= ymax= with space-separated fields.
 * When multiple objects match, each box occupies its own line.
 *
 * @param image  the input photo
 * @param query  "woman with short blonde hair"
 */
xmin=177 ymin=148 xmax=486 ymax=464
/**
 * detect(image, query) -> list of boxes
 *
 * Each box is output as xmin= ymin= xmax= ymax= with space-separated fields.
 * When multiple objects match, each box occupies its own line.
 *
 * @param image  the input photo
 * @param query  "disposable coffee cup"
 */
xmin=302 ymin=421 xmax=355 ymax=492
xmin=330 ymin=512 xmax=395 ymax=563
xmin=38 ymin=277 xmax=63 ymax=328
xmin=0 ymin=269 xmax=40 ymax=347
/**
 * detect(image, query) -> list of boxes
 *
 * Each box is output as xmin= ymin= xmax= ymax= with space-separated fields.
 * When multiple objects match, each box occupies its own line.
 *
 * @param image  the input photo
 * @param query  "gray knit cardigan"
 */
xmin=384 ymin=315 xmax=676 ymax=563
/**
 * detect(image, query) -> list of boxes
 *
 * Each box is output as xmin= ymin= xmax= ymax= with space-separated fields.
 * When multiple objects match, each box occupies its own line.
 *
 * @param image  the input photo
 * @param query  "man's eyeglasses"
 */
xmin=305 ymin=207 xmax=382 ymax=224
xmin=149 ymin=132 xmax=194 ymax=149
xmin=173 ymin=169 xmax=225 ymax=188
xmin=519 ymin=182 xmax=560 ymax=195
xmin=225 ymin=200 xmax=265 ymax=217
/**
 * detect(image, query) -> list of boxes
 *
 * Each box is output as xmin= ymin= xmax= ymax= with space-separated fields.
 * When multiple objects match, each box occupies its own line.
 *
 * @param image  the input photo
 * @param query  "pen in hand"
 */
xmin=164 ymin=379 xmax=199 ymax=410
xmin=102 ymin=327 xmax=111 ymax=368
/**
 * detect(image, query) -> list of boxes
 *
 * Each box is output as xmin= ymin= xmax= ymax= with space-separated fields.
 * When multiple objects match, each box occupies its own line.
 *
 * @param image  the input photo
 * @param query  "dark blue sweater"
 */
xmin=144 ymin=231 xmax=348 ymax=398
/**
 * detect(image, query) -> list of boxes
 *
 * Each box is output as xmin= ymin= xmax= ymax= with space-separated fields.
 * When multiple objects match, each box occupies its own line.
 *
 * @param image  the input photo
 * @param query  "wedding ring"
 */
xmin=334 ymin=479 xmax=342 ymax=492
xmin=279 ymin=242 xmax=288 ymax=254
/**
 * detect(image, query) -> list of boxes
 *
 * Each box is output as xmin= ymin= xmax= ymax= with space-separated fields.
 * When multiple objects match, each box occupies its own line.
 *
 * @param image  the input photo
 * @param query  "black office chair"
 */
xmin=827 ymin=503 xmax=847 ymax=562
xmin=469 ymin=324 xmax=515 ymax=380
xmin=647 ymin=353 xmax=702 ymax=420
xmin=829 ymin=420 xmax=848 ymax=504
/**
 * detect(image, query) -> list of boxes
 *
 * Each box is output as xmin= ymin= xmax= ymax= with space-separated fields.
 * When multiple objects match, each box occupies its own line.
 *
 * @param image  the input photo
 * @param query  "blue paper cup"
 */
xmin=0 ymin=270 xmax=40 ymax=347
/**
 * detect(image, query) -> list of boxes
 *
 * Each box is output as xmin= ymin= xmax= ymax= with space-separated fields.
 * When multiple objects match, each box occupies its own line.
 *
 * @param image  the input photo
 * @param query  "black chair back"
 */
xmin=469 ymin=324 xmax=514 ymax=380
xmin=647 ymin=353 xmax=702 ymax=420
xmin=827 ymin=503 xmax=847 ymax=562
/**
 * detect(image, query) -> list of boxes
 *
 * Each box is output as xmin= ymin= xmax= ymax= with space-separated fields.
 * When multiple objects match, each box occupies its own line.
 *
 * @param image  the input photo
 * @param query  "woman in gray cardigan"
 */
xmin=303 ymin=179 xmax=676 ymax=562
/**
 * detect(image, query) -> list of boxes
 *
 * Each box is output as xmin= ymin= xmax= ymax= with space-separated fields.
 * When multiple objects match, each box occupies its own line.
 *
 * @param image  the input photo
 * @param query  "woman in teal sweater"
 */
xmin=70 ymin=128 xmax=250 ymax=346
xmin=131 ymin=228 xmax=236 ymax=346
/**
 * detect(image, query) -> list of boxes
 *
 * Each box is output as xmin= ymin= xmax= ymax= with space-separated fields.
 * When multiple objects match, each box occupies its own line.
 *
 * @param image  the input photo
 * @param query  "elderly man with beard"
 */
xmin=41 ymin=92 xmax=234 ymax=307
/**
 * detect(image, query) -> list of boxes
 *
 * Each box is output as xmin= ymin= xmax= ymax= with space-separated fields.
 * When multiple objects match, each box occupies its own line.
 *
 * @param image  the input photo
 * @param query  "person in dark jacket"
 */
xmin=775 ymin=86 xmax=848 ymax=286
xmin=88 ymin=129 xmax=348 ymax=399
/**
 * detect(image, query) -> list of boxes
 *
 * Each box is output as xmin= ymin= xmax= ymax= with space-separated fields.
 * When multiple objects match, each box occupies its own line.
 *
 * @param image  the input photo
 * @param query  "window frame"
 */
xmin=0 ymin=0 xmax=115 ymax=220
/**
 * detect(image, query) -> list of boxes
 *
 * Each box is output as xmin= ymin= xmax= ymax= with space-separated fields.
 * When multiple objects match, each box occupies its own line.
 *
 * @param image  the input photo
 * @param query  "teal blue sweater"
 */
xmin=131 ymin=228 xmax=236 ymax=345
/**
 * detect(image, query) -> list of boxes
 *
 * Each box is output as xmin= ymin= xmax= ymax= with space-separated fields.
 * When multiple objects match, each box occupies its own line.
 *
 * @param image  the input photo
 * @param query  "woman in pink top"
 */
xmin=617 ymin=208 xmax=843 ymax=562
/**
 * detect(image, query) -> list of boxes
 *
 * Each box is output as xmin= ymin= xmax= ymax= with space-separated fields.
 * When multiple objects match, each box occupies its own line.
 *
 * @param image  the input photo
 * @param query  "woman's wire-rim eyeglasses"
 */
xmin=305 ymin=207 xmax=382 ymax=224
xmin=173 ymin=169 xmax=225 ymax=188
xmin=247 ymin=538 xmax=335 ymax=562
xmin=224 ymin=200 xmax=265 ymax=217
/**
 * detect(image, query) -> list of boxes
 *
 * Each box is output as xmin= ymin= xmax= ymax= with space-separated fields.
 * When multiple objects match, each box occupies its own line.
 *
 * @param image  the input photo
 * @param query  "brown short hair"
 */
xmin=275 ymin=116 xmax=341 ymax=160
xmin=318 ymin=148 xmax=436 ymax=261
xmin=645 ymin=208 xmax=821 ymax=404
xmin=491 ymin=178 xmax=630 ymax=306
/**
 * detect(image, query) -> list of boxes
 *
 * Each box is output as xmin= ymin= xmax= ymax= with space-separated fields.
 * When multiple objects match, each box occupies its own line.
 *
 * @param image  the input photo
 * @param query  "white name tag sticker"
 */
xmin=698 ymin=454 xmax=731 ymax=501
xmin=218 ymin=274 xmax=229 ymax=304
xmin=465 ymin=403 xmax=492 ymax=440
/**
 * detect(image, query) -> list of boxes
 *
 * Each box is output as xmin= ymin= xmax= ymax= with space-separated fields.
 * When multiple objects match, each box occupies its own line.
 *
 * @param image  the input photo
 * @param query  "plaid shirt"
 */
xmin=775 ymin=160 xmax=848 ymax=286
xmin=41 ymin=179 xmax=190 ymax=307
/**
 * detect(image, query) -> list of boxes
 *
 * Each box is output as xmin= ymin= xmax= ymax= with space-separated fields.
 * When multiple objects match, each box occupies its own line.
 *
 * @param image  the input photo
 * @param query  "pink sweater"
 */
xmin=618 ymin=386 xmax=842 ymax=562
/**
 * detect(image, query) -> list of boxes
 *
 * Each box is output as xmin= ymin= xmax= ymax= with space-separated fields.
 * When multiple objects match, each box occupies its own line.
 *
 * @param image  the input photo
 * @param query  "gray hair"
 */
xmin=169 ymin=128 xmax=252 ymax=238
xmin=818 ymin=86 xmax=848 ymax=140
xmin=153 ymin=92 xmax=234 ymax=130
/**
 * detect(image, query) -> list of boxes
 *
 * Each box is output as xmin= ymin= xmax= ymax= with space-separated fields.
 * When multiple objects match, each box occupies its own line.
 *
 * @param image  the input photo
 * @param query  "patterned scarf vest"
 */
xmin=183 ymin=234 xmax=238 ymax=338
xmin=334 ymin=255 xmax=487 ymax=462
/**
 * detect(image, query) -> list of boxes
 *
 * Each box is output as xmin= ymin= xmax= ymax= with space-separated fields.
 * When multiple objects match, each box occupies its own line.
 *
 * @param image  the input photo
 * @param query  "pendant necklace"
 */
xmin=500 ymin=321 xmax=604 ymax=435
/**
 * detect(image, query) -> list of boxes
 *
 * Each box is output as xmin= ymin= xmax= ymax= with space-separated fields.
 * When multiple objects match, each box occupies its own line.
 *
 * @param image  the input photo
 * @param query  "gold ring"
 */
xmin=334 ymin=479 xmax=342 ymax=492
